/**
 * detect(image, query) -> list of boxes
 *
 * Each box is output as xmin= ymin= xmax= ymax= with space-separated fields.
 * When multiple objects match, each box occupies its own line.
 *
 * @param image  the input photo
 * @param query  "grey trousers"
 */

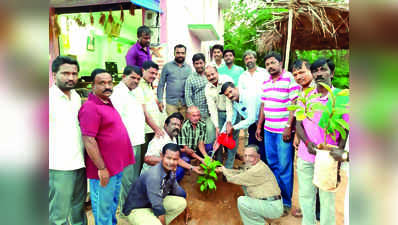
xmin=237 ymin=196 xmax=283 ymax=225
xmin=119 ymin=145 xmax=141 ymax=214
xmin=49 ymin=168 xmax=87 ymax=225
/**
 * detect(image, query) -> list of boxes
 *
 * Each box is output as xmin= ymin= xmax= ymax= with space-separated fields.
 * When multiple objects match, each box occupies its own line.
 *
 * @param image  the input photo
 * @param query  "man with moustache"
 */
xmin=290 ymin=59 xmax=319 ymax=219
xmin=78 ymin=69 xmax=135 ymax=225
xmin=142 ymin=113 xmax=203 ymax=181
xmin=210 ymin=44 xmax=225 ymax=69
xmin=123 ymin=143 xmax=187 ymax=225
xmin=126 ymin=25 xmax=152 ymax=67
xmin=135 ymin=60 xmax=165 ymax=170
xmin=110 ymin=65 xmax=163 ymax=214
xmin=216 ymin=145 xmax=283 ymax=225
xmin=220 ymin=82 xmax=259 ymax=148
xmin=238 ymin=50 xmax=269 ymax=162
xmin=256 ymin=51 xmax=300 ymax=215
xmin=218 ymin=49 xmax=244 ymax=86
xmin=157 ymin=44 xmax=192 ymax=118
xmin=49 ymin=56 xmax=87 ymax=225
xmin=204 ymin=65 xmax=237 ymax=168
xmin=295 ymin=58 xmax=349 ymax=225
xmin=185 ymin=53 xmax=216 ymax=148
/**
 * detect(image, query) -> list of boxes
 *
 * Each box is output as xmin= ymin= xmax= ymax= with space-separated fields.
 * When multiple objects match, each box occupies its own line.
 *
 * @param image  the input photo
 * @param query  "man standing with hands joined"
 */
xmin=256 ymin=52 xmax=300 ymax=215
xmin=78 ymin=69 xmax=135 ymax=225
xmin=157 ymin=44 xmax=192 ymax=118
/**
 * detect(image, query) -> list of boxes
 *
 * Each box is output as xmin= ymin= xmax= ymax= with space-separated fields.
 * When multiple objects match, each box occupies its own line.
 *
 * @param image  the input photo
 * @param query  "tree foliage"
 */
xmin=223 ymin=0 xmax=349 ymax=89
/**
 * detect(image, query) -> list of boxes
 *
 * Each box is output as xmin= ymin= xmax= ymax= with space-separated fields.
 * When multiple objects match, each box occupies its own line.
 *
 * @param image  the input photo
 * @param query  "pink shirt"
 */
xmin=297 ymin=88 xmax=348 ymax=163
xmin=78 ymin=93 xmax=135 ymax=179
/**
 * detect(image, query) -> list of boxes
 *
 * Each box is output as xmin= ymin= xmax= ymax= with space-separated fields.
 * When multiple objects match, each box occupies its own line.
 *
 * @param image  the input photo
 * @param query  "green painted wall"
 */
xmin=58 ymin=10 xmax=142 ymax=77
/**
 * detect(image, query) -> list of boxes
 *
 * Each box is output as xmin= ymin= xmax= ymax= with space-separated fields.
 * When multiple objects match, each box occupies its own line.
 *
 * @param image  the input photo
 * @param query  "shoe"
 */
xmin=282 ymin=206 xmax=291 ymax=217
xmin=291 ymin=208 xmax=303 ymax=218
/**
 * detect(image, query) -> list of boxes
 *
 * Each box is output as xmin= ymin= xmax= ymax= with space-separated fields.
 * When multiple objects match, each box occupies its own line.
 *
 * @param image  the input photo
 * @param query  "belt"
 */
xmin=260 ymin=195 xmax=281 ymax=201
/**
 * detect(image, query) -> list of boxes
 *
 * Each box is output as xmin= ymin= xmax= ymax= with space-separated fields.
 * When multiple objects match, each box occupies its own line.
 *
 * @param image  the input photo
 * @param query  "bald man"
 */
xmin=176 ymin=106 xmax=210 ymax=180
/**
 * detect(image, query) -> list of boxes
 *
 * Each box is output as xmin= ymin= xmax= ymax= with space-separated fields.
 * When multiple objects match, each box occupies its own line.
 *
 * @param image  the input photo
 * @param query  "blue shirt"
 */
xmin=157 ymin=61 xmax=192 ymax=105
xmin=221 ymin=90 xmax=261 ymax=132
xmin=122 ymin=163 xmax=186 ymax=216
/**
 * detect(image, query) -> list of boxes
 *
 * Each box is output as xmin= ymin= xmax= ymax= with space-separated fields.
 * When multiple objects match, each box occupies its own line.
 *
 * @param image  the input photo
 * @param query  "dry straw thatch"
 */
xmin=257 ymin=0 xmax=349 ymax=53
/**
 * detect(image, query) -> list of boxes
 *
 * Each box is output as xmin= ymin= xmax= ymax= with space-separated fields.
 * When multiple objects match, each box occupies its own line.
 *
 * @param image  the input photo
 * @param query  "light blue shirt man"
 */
xmin=221 ymin=86 xmax=261 ymax=132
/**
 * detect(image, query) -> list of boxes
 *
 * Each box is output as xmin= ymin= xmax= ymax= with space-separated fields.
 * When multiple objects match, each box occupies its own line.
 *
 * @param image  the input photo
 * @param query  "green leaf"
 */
xmin=318 ymin=82 xmax=333 ymax=97
xmin=303 ymin=87 xmax=315 ymax=97
xmin=200 ymin=184 xmax=205 ymax=192
xmin=335 ymin=124 xmax=347 ymax=140
xmin=337 ymin=89 xmax=350 ymax=96
xmin=197 ymin=176 xmax=206 ymax=184
xmin=310 ymin=102 xmax=328 ymax=112
xmin=308 ymin=93 xmax=322 ymax=101
xmin=336 ymin=118 xmax=349 ymax=130
xmin=200 ymin=163 xmax=207 ymax=170
xmin=208 ymin=179 xmax=216 ymax=190
xmin=296 ymin=110 xmax=307 ymax=121
xmin=287 ymin=105 xmax=301 ymax=111
xmin=209 ymin=171 xmax=217 ymax=179
xmin=333 ymin=107 xmax=349 ymax=116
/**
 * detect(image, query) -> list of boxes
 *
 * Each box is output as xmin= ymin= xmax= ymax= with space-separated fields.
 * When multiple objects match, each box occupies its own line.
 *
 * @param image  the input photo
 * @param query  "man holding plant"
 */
xmin=216 ymin=145 xmax=283 ymax=225
xmin=295 ymin=58 xmax=348 ymax=225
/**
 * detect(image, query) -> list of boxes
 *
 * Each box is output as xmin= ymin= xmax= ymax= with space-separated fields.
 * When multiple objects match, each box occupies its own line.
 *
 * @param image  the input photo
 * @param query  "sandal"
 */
xmin=291 ymin=208 xmax=303 ymax=218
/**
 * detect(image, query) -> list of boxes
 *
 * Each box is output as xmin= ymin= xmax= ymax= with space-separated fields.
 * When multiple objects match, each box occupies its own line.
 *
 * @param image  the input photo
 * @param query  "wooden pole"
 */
xmin=284 ymin=0 xmax=294 ymax=70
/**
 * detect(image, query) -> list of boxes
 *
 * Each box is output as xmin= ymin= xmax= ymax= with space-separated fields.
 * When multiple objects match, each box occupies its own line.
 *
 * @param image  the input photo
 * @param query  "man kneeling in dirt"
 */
xmin=123 ymin=143 xmax=187 ymax=225
xmin=217 ymin=144 xmax=283 ymax=225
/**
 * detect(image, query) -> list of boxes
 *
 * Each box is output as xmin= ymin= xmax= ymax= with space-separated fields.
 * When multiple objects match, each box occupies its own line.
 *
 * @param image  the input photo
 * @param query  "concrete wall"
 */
xmin=161 ymin=0 xmax=225 ymax=66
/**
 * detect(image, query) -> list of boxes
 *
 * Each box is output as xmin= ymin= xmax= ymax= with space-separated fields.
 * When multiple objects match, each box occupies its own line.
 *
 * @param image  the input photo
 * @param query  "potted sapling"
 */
xmin=287 ymin=82 xmax=349 ymax=191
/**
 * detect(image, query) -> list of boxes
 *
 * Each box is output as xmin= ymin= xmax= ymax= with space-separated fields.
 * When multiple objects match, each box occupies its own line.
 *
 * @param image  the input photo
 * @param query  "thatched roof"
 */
xmin=257 ymin=0 xmax=349 ymax=53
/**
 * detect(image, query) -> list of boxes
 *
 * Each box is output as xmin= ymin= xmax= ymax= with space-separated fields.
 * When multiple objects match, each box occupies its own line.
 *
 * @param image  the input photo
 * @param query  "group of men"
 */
xmin=49 ymin=25 xmax=349 ymax=225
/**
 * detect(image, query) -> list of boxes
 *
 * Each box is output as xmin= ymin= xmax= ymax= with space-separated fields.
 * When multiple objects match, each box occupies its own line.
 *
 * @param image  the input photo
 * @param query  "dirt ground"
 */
xmin=86 ymin=134 xmax=348 ymax=225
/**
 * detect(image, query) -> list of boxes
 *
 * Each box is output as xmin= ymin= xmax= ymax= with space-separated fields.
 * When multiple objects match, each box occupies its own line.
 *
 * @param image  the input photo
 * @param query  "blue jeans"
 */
xmin=176 ymin=153 xmax=191 ymax=182
xmin=215 ymin=111 xmax=238 ymax=169
xmin=90 ymin=172 xmax=123 ymax=225
xmin=264 ymin=129 xmax=293 ymax=208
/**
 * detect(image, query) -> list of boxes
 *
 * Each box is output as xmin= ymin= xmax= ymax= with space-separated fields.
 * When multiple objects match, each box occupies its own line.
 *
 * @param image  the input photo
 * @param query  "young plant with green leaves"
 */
xmin=197 ymin=155 xmax=222 ymax=192
xmin=287 ymin=83 xmax=349 ymax=146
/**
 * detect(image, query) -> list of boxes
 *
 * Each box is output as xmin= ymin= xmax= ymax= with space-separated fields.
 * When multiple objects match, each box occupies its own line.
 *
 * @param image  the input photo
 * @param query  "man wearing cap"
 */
xmin=217 ymin=145 xmax=283 ymax=225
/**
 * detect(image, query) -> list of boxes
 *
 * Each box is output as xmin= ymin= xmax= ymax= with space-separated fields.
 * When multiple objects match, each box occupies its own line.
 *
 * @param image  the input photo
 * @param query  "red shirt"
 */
xmin=78 ymin=93 xmax=135 ymax=179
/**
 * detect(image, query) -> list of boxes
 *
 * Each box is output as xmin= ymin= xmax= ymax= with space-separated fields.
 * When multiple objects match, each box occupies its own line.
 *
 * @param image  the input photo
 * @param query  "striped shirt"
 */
xmin=177 ymin=120 xmax=207 ymax=152
xmin=261 ymin=70 xmax=300 ymax=133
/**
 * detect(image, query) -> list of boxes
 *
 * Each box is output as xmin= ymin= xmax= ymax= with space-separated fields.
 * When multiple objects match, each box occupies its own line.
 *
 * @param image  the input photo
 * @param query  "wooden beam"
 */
xmin=284 ymin=0 xmax=294 ymax=70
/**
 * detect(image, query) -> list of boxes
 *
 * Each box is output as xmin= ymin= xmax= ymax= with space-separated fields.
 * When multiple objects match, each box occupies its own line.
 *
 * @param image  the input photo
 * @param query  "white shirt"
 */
xmin=110 ymin=82 xmax=146 ymax=146
xmin=209 ymin=60 xmax=225 ymax=69
xmin=141 ymin=129 xmax=177 ymax=173
xmin=238 ymin=66 xmax=270 ymax=99
xmin=49 ymin=85 xmax=85 ymax=170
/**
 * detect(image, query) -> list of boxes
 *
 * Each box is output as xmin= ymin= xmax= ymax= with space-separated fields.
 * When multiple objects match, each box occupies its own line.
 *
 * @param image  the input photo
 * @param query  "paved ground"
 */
xmin=86 ymin=133 xmax=348 ymax=225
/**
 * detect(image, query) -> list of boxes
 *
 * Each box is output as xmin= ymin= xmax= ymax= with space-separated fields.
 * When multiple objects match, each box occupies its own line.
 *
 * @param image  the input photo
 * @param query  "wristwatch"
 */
xmin=190 ymin=165 xmax=193 ymax=171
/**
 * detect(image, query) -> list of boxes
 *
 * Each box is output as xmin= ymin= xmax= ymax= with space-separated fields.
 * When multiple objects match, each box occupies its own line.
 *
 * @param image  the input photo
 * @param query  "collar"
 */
xmin=163 ymin=129 xmax=176 ymax=142
xmin=140 ymin=77 xmax=152 ymax=87
xmin=51 ymin=85 xmax=76 ymax=99
xmin=156 ymin=162 xmax=172 ymax=180
xmin=265 ymin=69 xmax=286 ymax=83
xmin=88 ymin=92 xmax=113 ymax=106
xmin=136 ymin=41 xmax=147 ymax=50
xmin=312 ymin=85 xmax=335 ymax=101
xmin=115 ymin=81 xmax=130 ymax=93
xmin=172 ymin=61 xmax=186 ymax=67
